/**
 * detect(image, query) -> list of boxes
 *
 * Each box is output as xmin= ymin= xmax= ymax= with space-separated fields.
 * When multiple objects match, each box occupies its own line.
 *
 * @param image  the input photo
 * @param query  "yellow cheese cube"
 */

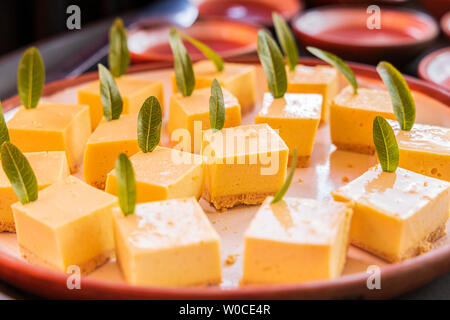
xmin=12 ymin=176 xmax=117 ymax=274
xmin=78 ymin=75 xmax=164 ymax=129
xmin=168 ymin=87 xmax=241 ymax=153
xmin=332 ymin=165 xmax=450 ymax=262
xmin=255 ymin=93 xmax=322 ymax=167
xmin=83 ymin=114 xmax=140 ymax=189
xmin=8 ymin=102 xmax=91 ymax=173
xmin=105 ymin=147 xmax=204 ymax=203
xmin=286 ymin=65 xmax=339 ymax=123
xmin=171 ymin=60 xmax=257 ymax=113
xmin=388 ymin=119 xmax=450 ymax=181
xmin=113 ymin=198 xmax=221 ymax=286
xmin=330 ymin=86 xmax=396 ymax=154
xmin=202 ymin=123 xmax=289 ymax=210
xmin=0 ymin=151 xmax=69 ymax=232
xmin=242 ymin=197 xmax=353 ymax=284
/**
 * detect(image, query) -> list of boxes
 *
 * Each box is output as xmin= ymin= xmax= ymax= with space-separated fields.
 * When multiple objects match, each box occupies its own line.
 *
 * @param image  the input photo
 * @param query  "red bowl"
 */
xmin=291 ymin=6 xmax=439 ymax=64
xmin=195 ymin=0 xmax=302 ymax=26
xmin=419 ymin=0 xmax=450 ymax=20
xmin=441 ymin=11 xmax=450 ymax=40
xmin=418 ymin=47 xmax=450 ymax=91
xmin=128 ymin=19 xmax=259 ymax=63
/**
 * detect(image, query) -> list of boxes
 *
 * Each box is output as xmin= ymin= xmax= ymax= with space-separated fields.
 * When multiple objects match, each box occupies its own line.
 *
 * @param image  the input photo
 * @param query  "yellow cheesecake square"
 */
xmin=105 ymin=146 xmax=204 ymax=203
xmin=202 ymin=123 xmax=289 ymax=210
xmin=83 ymin=114 xmax=140 ymax=189
xmin=287 ymin=65 xmax=339 ymax=123
xmin=255 ymin=93 xmax=322 ymax=167
xmin=8 ymin=102 xmax=91 ymax=173
xmin=242 ymin=197 xmax=353 ymax=284
xmin=0 ymin=151 xmax=69 ymax=232
xmin=332 ymin=165 xmax=450 ymax=262
xmin=330 ymin=86 xmax=396 ymax=154
xmin=78 ymin=75 xmax=164 ymax=129
xmin=113 ymin=198 xmax=221 ymax=286
xmin=12 ymin=176 xmax=117 ymax=274
xmin=168 ymin=87 xmax=241 ymax=153
xmin=388 ymin=119 xmax=450 ymax=181
xmin=171 ymin=60 xmax=257 ymax=113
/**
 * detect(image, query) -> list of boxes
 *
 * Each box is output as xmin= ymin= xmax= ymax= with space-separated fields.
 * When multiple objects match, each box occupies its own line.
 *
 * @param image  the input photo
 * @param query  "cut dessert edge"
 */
xmin=333 ymin=142 xmax=375 ymax=155
xmin=0 ymin=221 xmax=15 ymax=233
xmin=19 ymin=244 xmax=114 ymax=275
xmin=202 ymin=190 xmax=276 ymax=210
xmin=351 ymin=224 xmax=446 ymax=263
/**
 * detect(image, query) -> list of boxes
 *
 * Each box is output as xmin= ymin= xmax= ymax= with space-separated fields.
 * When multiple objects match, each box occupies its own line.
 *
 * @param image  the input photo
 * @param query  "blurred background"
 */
xmin=0 ymin=0 xmax=449 ymax=98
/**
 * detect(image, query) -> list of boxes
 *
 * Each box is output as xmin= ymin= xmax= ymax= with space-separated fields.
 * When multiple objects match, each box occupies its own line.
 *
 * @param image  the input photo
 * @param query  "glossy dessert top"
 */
xmin=80 ymin=75 xmax=160 ymax=96
xmin=333 ymin=86 xmax=394 ymax=113
xmin=113 ymin=197 xmax=218 ymax=252
xmin=89 ymin=114 xmax=138 ymax=143
xmin=259 ymin=93 xmax=322 ymax=119
xmin=203 ymin=123 xmax=288 ymax=158
xmin=171 ymin=87 xmax=239 ymax=114
xmin=245 ymin=197 xmax=350 ymax=244
xmin=113 ymin=147 xmax=203 ymax=186
xmin=388 ymin=119 xmax=450 ymax=155
xmin=7 ymin=102 xmax=88 ymax=131
xmin=12 ymin=176 xmax=117 ymax=227
xmin=193 ymin=60 xmax=255 ymax=81
xmin=288 ymin=64 xmax=338 ymax=84
xmin=332 ymin=165 xmax=450 ymax=219
xmin=0 ymin=151 xmax=68 ymax=187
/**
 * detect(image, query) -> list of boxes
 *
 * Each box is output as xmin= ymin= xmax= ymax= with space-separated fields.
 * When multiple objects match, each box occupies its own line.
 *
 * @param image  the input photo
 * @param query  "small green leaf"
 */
xmin=272 ymin=147 xmax=297 ymax=203
xmin=115 ymin=153 xmax=136 ymax=216
xmin=257 ymin=30 xmax=287 ymax=98
xmin=209 ymin=79 xmax=225 ymax=131
xmin=98 ymin=64 xmax=123 ymax=121
xmin=181 ymin=33 xmax=224 ymax=72
xmin=376 ymin=61 xmax=416 ymax=131
xmin=307 ymin=46 xmax=358 ymax=94
xmin=373 ymin=116 xmax=399 ymax=173
xmin=137 ymin=96 xmax=162 ymax=153
xmin=169 ymin=28 xmax=195 ymax=97
xmin=17 ymin=47 xmax=45 ymax=109
xmin=272 ymin=12 xmax=298 ymax=71
xmin=108 ymin=18 xmax=130 ymax=78
xmin=1 ymin=142 xmax=38 ymax=204
xmin=0 ymin=102 xmax=10 ymax=147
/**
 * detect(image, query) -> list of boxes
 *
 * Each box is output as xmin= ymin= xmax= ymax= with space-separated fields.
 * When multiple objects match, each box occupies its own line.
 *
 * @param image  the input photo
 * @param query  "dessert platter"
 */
xmin=0 ymin=16 xmax=448 ymax=299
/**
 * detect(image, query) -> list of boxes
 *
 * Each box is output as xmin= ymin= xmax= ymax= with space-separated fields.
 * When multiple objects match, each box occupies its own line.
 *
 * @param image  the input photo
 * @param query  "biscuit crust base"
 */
xmin=0 ymin=221 xmax=16 ymax=233
xmin=333 ymin=142 xmax=375 ymax=155
xmin=351 ymin=223 xmax=446 ymax=263
xmin=288 ymin=155 xmax=311 ymax=168
xmin=19 ymin=244 xmax=113 ymax=274
xmin=203 ymin=190 xmax=275 ymax=210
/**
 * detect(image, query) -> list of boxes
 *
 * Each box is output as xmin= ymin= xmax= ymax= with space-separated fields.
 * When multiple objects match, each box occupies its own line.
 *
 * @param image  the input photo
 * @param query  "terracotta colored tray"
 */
xmin=0 ymin=58 xmax=449 ymax=299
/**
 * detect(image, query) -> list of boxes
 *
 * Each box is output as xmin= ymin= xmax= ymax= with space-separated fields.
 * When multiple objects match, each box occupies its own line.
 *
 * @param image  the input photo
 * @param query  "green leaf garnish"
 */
xmin=373 ymin=116 xmax=399 ymax=173
xmin=306 ymin=46 xmax=358 ymax=94
xmin=209 ymin=79 xmax=225 ymax=131
xmin=98 ymin=64 xmax=123 ymax=121
xmin=1 ymin=142 xmax=38 ymax=204
xmin=257 ymin=30 xmax=287 ymax=99
xmin=108 ymin=18 xmax=130 ymax=78
xmin=272 ymin=12 xmax=298 ymax=72
xmin=115 ymin=153 xmax=136 ymax=216
xmin=376 ymin=61 xmax=416 ymax=131
xmin=272 ymin=147 xmax=297 ymax=203
xmin=181 ymin=33 xmax=224 ymax=72
xmin=137 ymin=96 xmax=162 ymax=153
xmin=0 ymin=102 xmax=10 ymax=147
xmin=169 ymin=28 xmax=195 ymax=97
xmin=17 ymin=47 xmax=45 ymax=109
